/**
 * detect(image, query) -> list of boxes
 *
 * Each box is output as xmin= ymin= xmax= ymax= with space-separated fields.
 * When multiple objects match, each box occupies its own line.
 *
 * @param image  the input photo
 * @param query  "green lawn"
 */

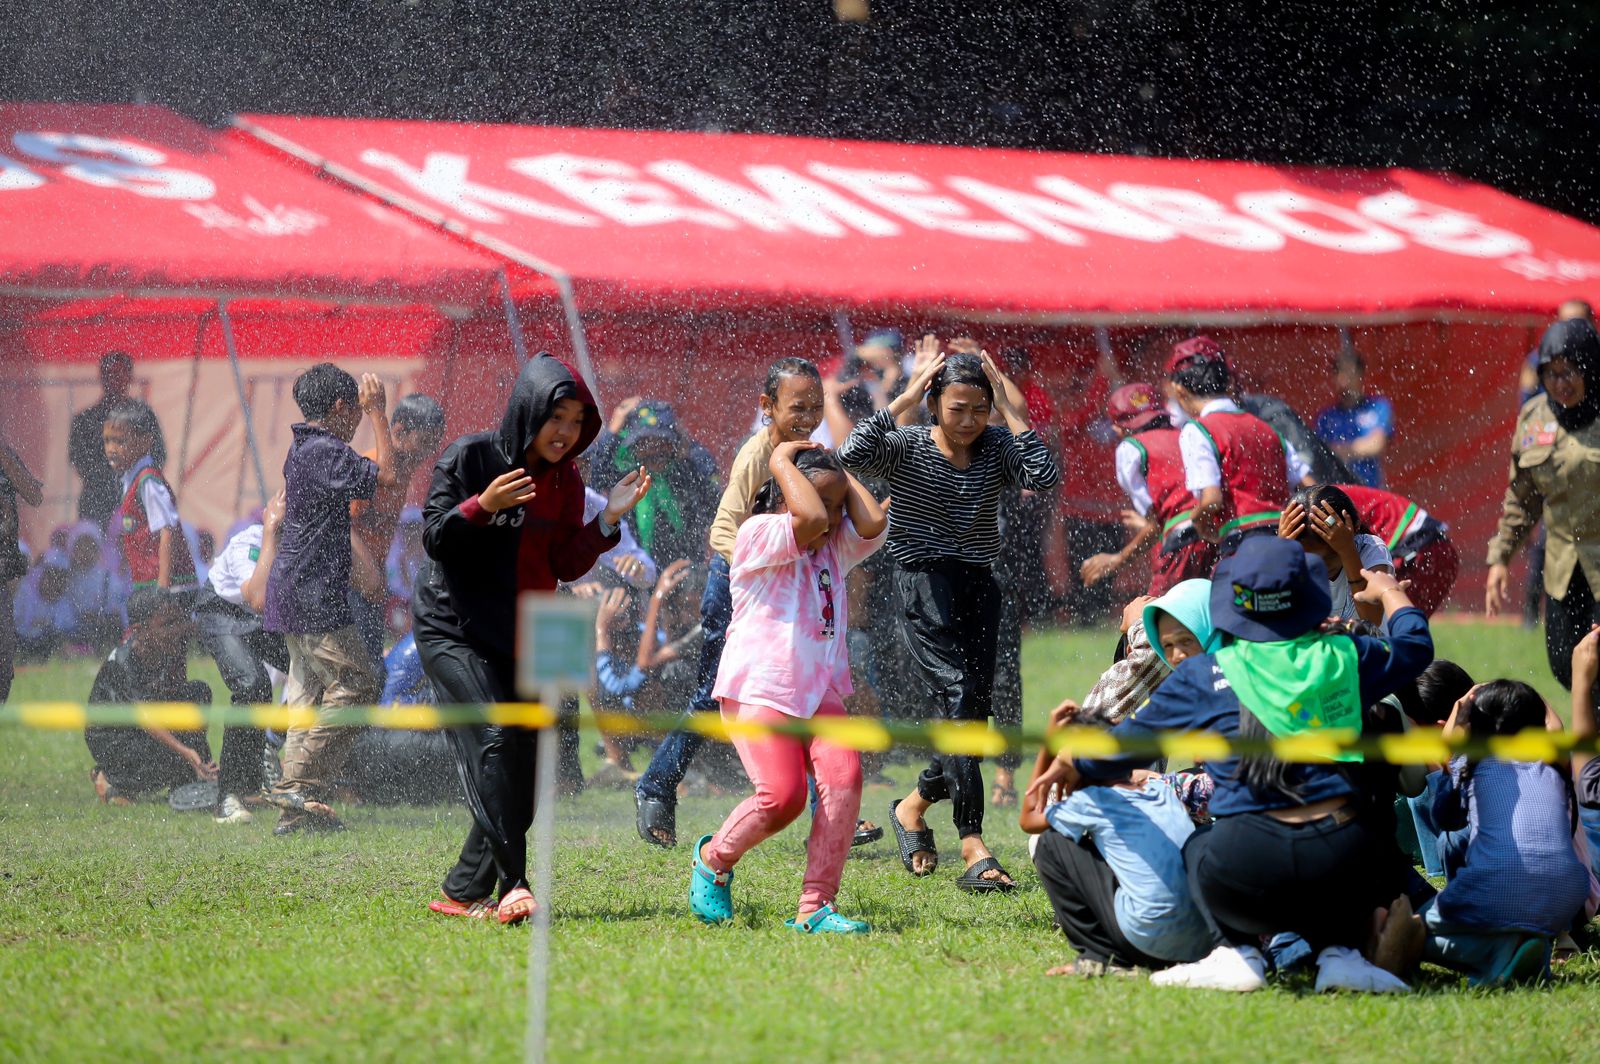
xmin=2 ymin=618 xmax=1598 ymax=1062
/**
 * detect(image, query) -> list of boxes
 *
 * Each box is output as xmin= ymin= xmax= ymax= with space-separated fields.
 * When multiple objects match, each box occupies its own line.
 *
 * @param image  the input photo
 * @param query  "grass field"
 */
xmin=3 ymin=617 xmax=1599 ymax=1062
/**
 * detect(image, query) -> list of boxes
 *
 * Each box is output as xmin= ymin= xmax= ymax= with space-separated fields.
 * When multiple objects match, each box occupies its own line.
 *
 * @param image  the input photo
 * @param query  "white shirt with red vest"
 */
xmin=1178 ymin=398 xmax=1311 ymax=494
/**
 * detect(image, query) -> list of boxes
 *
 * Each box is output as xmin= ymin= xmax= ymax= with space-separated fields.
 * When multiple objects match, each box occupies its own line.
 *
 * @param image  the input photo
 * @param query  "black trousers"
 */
xmin=84 ymin=680 xmax=213 ymax=796
xmin=1033 ymin=830 xmax=1162 ymax=968
xmin=1182 ymin=810 xmax=1402 ymax=953
xmin=1545 ymin=565 xmax=1600 ymax=691
xmin=416 ymin=625 xmax=531 ymax=901
xmin=195 ymin=598 xmax=289 ymax=804
xmin=897 ymin=560 xmax=1000 ymax=839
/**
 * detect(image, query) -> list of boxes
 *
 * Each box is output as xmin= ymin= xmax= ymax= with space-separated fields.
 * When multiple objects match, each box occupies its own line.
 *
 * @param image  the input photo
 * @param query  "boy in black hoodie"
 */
xmin=416 ymin=353 xmax=649 ymax=924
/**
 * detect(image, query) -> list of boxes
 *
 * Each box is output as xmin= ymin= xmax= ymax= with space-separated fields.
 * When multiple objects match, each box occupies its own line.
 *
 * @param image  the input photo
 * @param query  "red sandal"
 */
xmin=497 ymin=886 xmax=538 ymax=926
xmin=428 ymin=893 xmax=498 ymax=919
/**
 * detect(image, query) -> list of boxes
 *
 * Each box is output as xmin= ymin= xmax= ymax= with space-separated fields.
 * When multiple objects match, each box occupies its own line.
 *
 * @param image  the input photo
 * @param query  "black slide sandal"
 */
xmin=852 ymin=819 xmax=884 ymax=848
xmin=636 ymin=795 xmax=677 ymax=848
xmin=889 ymin=799 xmax=937 ymax=876
xmin=956 ymin=856 xmax=1017 ymax=893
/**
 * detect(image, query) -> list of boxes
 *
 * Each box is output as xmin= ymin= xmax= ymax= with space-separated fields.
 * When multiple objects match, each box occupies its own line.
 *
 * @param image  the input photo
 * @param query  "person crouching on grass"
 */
xmin=85 ymin=587 xmax=216 ymax=805
xmin=415 ymin=353 xmax=649 ymax=926
xmin=690 ymin=443 xmax=886 ymax=933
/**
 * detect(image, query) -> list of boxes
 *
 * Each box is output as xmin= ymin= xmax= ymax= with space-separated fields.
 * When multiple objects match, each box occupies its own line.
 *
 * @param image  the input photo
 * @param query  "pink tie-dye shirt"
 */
xmin=712 ymin=512 xmax=885 ymax=719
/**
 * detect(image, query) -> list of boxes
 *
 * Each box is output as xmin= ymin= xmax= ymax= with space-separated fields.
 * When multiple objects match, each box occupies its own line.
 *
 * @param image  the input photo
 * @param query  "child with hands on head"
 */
xmin=634 ymin=358 xmax=830 ymax=849
xmin=690 ymin=441 xmax=887 ymax=933
xmin=839 ymin=342 xmax=1059 ymax=892
xmin=1279 ymin=484 xmax=1394 ymax=624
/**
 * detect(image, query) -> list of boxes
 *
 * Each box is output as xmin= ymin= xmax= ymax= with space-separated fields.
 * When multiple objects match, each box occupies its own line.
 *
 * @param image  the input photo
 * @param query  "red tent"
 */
xmin=0 ymin=104 xmax=550 ymax=550
xmin=236 ymin=114 xmax=1600 ymax=605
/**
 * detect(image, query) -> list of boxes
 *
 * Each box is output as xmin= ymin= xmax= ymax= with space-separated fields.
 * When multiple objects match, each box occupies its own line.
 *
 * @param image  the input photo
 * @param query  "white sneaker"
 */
xmin=214 ymin=794 xmax=255 ymax=825
xmin=1149 ymin=945 xmax=1267 ymax=991
xmin=1314 ymin=946 xmax=1411 ymax=993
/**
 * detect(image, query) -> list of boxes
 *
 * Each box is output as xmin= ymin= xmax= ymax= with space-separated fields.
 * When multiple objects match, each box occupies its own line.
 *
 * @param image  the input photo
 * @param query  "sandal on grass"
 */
xmin=786 ymin=903 xmax=869 ymax=934
xmin=690 ymin=834 xmax=734 ymax=924
xmin=956 ymin=856 xmax=1017 ymax=893
xmin=636 ymin=795 xmax=677 ymax=848
xmin=428 ymin=893 xmax=498 ymax=919
xmin=990 ymin=783 xmax=1018 ymax=809
xmin=889 ymin=799 xmax=937 ymax=877
xmin=852 ymin=819 xmax=883 ymax=847
xmin=497 ymin=887 xmax=537 ymax=926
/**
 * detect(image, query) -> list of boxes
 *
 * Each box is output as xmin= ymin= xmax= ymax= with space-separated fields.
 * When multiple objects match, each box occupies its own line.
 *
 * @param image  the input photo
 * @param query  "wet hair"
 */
xmin=750 ymin=447 xmax=846 ymax=515
xmin=1463 ymin=679 xmax=1546 ymax=738
xmin=125 ymin=586 xmax=178 ymax=628
xmin=763 ymin=357 xmax=822 ymax=400
xmin=1394 ymin=659 xmax=1474 ymax=727
xmin=1170 ymin=357 xmax=1231 ymax=398
xmin=1290 ymin=483 xmax=1370 ymax=538
xmin=392 ymin=393 xmax=445 ymax=434
xmin=926 ymin=353 xmax=993 ymax=419
xmin=104 ymin=397 xmax=168 ymax=467
xmin=293 ymin=362 xmax=360 ymax=421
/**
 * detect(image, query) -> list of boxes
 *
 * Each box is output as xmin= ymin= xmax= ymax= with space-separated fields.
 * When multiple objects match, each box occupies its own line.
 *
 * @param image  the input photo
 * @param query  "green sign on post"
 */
xmin=517 ymin=593 xmax=598 ymax=698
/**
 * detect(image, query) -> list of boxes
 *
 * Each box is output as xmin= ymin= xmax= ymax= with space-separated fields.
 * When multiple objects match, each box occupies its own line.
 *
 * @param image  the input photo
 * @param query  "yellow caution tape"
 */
xmin=1 ymin=702 xmax=1596 ymax=764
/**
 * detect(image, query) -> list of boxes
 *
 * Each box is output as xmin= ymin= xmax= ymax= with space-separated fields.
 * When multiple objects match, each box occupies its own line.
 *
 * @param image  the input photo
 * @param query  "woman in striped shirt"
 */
xmin=839 ymin=347 xmax=1059 ymax=892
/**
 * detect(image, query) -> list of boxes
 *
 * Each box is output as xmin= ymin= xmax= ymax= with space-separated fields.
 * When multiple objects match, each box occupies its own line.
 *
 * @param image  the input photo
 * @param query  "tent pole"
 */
xmin=833 ymin=310 xmax=854 ymax=362
xmin=218 ymin=301 xmax=270 ymax=508
xmin=553 ymin=274 xmax=599 ymax=409
xmin=499 ymin=270 xmax=530 ymax=368
xmin=175 ymin=308 xmax=212 ymax=496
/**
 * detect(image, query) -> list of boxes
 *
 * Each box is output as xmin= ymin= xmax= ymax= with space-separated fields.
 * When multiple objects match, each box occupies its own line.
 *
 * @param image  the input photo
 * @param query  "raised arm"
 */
xmin=359 ymin=375 xmax=396 ymax=490
xmin=0 ymin=440 xmax=43 ymax=507
xmin=842 ymin=469 xmax=887 ymax=541
xmin=769 ymin=442 xmax=828 ymax=544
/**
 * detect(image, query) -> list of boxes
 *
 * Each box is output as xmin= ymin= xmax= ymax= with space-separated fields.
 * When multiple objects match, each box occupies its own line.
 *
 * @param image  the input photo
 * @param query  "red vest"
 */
xmin=118 ymin=466 xmax=197 ymax=588
xmin=1342 ymin=484 xmax=1421 ymax=551
xmin=1127 ymin=427 xmax=1198 ymax=537
xmin=1195 ymin=409 xmax=1289 ymax=534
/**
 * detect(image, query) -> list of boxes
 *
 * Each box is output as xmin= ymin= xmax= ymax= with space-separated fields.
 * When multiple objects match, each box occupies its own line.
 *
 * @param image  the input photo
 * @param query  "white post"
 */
xmin=525 ymin=688 xmax=561 ymax=1064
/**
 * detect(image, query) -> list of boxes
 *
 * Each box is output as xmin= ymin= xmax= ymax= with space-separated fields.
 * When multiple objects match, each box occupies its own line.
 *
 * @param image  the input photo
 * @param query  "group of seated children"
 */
xmin=1020 ymin=533 xmax=1598 ymax=992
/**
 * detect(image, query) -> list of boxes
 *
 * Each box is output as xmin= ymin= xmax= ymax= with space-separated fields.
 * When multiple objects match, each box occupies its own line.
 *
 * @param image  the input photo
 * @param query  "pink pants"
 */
xmin=704 ymin=694 xmax=863 ymax=912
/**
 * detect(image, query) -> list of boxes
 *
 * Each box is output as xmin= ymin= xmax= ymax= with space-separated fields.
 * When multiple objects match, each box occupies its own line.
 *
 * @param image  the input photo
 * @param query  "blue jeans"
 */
xmin=636 ymin=554 xmax=731 ymax=805
xmin=1419 ymin=897 xmax=1550 ymax=984
xmin=1407 ymin=776 xmax=1447 ymax=877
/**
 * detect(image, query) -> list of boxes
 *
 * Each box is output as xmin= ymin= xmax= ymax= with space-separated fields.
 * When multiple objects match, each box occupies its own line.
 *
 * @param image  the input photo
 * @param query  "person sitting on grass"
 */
xmin=1028 ymin=536 xmax=1433 ymax=994
xmin=84 ymin=587 xmax=215 ymax=805
xmin=1413 ymin=677 xmax=1591 ymax=986
xmin=691 ymin=443 xmax=886 ymax=933
xmin=1022 ymin=698 xmax=1214 ymax=977
xmin=1278 ymin=484 xmax=1394 ymax=624
xmin=1573 ymin=627 xmax=1600 ymax=880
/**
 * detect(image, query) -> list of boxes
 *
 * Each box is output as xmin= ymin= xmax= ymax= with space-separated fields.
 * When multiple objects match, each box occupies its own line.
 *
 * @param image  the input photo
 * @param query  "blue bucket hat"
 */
xmin=1210 ymin=536 xmax=1332 ymax=643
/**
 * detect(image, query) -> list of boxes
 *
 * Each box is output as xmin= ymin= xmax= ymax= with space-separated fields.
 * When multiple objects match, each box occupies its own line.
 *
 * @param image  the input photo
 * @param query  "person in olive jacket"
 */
xmin=1487 ymin=318 xmax=1600 ymax=690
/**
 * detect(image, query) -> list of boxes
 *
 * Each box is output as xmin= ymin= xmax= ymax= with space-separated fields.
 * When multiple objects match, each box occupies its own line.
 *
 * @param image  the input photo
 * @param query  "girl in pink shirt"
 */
xmin=691 ymin=442 xmax=886 ymax=933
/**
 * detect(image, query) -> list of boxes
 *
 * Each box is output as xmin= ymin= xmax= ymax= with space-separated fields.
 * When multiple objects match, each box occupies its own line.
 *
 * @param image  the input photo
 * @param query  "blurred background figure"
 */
xmin=69 ymin=351 xmax=134 ymax=528
xmin=1315 ymin=347 xmax=1393 ymax=488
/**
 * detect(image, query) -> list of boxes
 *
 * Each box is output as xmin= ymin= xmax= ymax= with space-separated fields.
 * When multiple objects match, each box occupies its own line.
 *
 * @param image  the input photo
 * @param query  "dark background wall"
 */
xmin=4 ymin=1 xmax=1597 ymax=219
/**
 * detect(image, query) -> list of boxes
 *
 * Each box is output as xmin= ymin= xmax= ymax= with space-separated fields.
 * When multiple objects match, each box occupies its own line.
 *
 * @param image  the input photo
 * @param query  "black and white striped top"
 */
xmin=838 ymin=409 xmax=1060 ymax=567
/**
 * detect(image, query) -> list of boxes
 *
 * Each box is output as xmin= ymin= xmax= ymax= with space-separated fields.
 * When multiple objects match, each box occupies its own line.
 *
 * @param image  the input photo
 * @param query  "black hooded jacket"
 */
xmin=413 ymin=354 xmax=618 ymax=659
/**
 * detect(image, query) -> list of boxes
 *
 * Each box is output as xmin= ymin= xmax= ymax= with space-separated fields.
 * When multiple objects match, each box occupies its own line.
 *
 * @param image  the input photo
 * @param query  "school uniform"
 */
xmin=1114 ymin=425 xmax=1216 ymax=594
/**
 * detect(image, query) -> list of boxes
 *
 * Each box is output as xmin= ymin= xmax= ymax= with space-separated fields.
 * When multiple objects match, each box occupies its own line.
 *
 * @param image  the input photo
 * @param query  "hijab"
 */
xmin=1538 ymin=318 xmax=1600 ymax=432
xmin=1142 ymin=578 xmax=1222 ymax=668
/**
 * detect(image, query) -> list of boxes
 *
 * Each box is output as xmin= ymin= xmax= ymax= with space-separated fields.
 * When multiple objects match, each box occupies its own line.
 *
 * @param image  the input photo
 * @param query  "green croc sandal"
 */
xmin=690 ymin=834 xmax=734 ymax=924
xmin=786 ymin=903 xmax=869 ymax=935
